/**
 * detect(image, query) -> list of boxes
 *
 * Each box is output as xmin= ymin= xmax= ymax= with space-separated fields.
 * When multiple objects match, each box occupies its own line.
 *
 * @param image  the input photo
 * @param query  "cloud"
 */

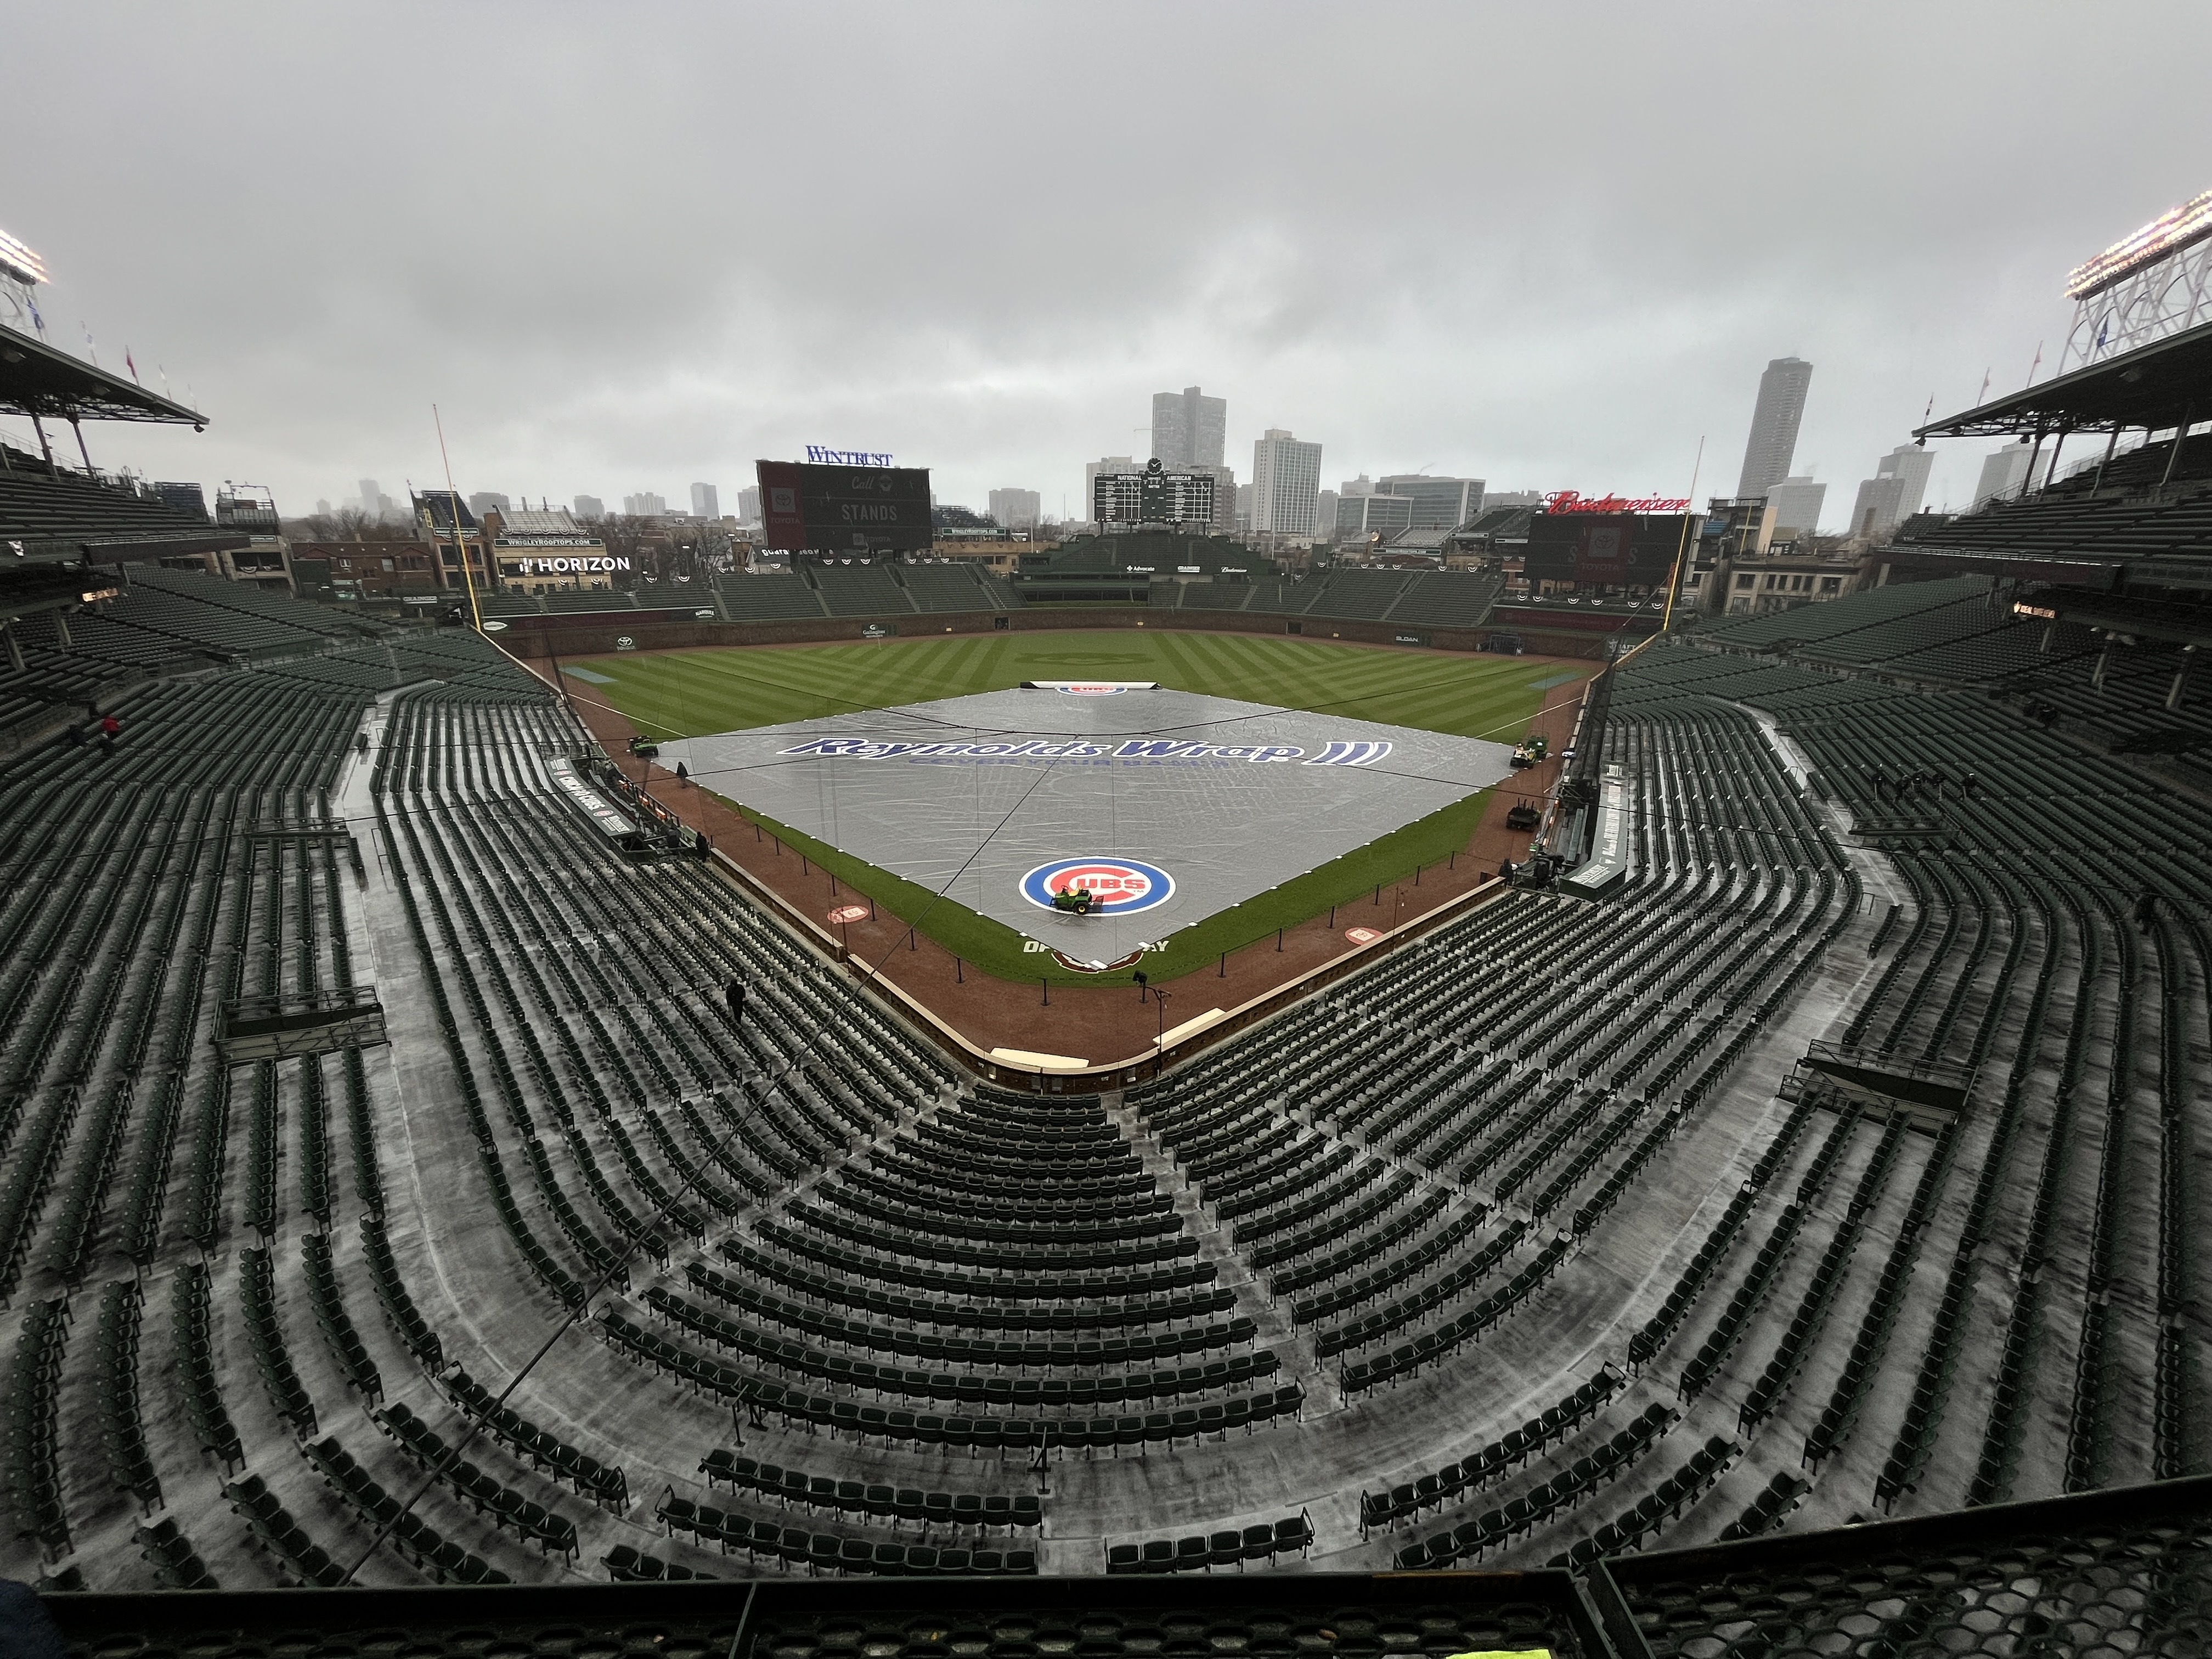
xmin=4 ymin=0 xmax=2207 ymax=524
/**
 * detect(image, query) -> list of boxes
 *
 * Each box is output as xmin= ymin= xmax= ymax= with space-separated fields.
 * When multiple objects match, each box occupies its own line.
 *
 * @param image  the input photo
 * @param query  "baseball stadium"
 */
xmin=5 ymin=193 xmax=2212 ymax=1659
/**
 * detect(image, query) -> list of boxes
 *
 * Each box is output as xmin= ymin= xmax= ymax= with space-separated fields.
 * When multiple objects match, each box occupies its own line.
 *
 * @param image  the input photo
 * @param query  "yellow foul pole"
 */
xmin=434 ymin=403 xmax=485 ymax=634
xmin=1660 ymin=435 xmax=1706 ymax=634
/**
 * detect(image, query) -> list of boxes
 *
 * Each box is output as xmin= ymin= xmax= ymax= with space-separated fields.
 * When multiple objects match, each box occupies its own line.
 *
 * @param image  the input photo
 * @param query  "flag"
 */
xmin=124 ymin=347 xmax=139 ymax=383
xmin=82 ymin=324 xmax=98 ymax=365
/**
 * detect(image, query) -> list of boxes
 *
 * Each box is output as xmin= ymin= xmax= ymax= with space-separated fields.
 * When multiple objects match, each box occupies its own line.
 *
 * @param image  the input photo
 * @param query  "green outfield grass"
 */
xmin=583 ymin=633 xmax=1579 ymax=983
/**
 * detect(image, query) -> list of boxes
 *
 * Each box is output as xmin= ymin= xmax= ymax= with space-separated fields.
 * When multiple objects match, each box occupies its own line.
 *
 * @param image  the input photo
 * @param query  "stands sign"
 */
xmin=1543 ymin=491 xmax=1690 ymax=514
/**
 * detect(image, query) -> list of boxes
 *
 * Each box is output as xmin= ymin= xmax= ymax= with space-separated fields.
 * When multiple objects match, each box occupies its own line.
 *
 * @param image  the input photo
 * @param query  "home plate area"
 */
xmin=657 ymin=684 xmax=1517 ymax=963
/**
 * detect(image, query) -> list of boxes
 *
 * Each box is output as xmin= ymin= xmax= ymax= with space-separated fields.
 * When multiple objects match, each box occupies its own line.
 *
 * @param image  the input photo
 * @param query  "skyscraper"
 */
xmin=690 ymin=483 xmax=720 ymax=520
xmin=1251 ymin=429 xmax=1323 ymax=535
xmin=1846 ymin=444 xmax=1937 ymax=541
xmin=1375 ymin=475 xmax=1486 ymax=528
xmin=1736 ymin=357 xmax=1814 ymax=499
xmin=1150 ymin=386 xmax=1226 ymax=469
xmin=622 ymin=492 xmax=668 ymax=517
xmin=1972 ymin=445 xmax=2046 ymax=508
xmin=988 ymin=488 xmax=1041 ymax=530
xmin=1084 ymin=458 xmax=1138 ymax=526
xmin=1763 ymin=476 xmax=1827 ymax=538
xmin=736 ymin=486 xmax=760 ymax=523
xmin=574 ymin=494 xmax=605 ymax=520
xmin=467 ymin=491 xmax=511 ymax=516
xmin=1188 ymin=464 xmax=1237 ymax=532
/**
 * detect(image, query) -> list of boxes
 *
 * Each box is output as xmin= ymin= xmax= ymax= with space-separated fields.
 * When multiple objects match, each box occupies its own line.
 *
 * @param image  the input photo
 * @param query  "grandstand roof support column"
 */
xmin=2044 ymin=429 xmax=2068 ymax=490
xmin=2160 ymin=406 xmax=2193 ymax=489
xmin=2 ymin=619 xmax=21 ymax=674
xmin=2092 ymin=427 xmax=2121 ymax=492
xmin=2019 ymin=424 xmax=2046 ymax=500
xmin=28 ymin=411 xmax=52 ymax=467
xmin=67 ymin=415 xmax=90 ymax=472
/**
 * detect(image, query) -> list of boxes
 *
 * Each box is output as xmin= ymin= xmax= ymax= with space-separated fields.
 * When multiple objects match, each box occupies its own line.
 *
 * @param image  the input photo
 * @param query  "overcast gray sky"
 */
xmin=5 ymin=1 xmax=2208 ymax=528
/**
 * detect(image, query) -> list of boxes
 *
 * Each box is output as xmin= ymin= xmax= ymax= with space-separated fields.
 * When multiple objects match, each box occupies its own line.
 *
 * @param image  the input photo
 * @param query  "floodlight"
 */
xmin=0 ymin=227 xmax=47 ymax=287
xmin=2064 ymin=189 xmax=2212 ymax=301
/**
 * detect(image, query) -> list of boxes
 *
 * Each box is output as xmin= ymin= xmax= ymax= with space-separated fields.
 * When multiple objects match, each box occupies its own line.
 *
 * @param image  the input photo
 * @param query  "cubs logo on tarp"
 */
xmin=1020 ymin=857 xmax=1176 ymax=916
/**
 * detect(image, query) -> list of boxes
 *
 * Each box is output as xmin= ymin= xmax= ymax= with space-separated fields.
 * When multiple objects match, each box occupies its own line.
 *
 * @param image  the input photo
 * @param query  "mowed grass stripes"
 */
xmin=584 ymin=633 xmax=1558 ymax=741
xmin=584 ymin=633 xmax=1580 ymax=984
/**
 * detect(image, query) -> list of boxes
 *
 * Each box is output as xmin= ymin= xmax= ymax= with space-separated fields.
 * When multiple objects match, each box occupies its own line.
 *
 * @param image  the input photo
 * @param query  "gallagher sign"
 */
xmin=1020 ymin=857 xmax=1175 ymax=915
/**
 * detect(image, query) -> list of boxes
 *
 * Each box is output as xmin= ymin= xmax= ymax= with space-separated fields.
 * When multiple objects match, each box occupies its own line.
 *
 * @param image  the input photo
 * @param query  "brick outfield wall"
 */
xmin=494 ymin=605 xmax=1641 ymax=661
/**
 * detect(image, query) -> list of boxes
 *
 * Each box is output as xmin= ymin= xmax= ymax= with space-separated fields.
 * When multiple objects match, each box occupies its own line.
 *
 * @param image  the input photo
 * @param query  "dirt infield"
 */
xmin=543 ymin=652 xmax=1587 ymax=1072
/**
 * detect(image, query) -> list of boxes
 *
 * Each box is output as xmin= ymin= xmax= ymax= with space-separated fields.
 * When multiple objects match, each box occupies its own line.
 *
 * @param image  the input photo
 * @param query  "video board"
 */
xmin=1521 ymin=510 xmax=1691 ymax=588
xmin=757 ymin=460 xmax=934 ymax=554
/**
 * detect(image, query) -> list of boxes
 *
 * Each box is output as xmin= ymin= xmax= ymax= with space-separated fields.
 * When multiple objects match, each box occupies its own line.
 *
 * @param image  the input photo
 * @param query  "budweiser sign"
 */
xmin=1543 ymin=490 xmax=1690 ymax=514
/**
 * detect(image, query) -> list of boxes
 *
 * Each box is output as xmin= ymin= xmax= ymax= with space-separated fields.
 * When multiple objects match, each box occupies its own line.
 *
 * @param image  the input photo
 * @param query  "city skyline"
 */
xmin=4 ymin=7 xmax=2202 ymax=527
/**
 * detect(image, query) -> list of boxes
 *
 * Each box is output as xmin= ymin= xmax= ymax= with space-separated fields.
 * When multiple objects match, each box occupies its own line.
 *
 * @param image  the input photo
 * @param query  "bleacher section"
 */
xmin=714 ymin=573 xmax=830 ymax=621
xmin=5 ymin=562 xmax=2206 ymax=1598
xmin=0 ymin=565 xmax=396 ymax=748
xmin=486 ymin=566 xmax=1502 ymax=633
xmin=1905 ymin=488 xmax=2212 ymax=560
xmin=1305 ymin=570 xmax=1412 ymax=620
xmin=1614 ymin=622 xmax=2211 ymax=1505
xmin=0 ymin=444 xmax=236 ymax=555
xmin=811 ymin=564 xmax=916 ymax=617
xmin=1396 ymin=571 xmax=1503 ymax=627
xmin=901 ymin=563 xmax=999 ymax=612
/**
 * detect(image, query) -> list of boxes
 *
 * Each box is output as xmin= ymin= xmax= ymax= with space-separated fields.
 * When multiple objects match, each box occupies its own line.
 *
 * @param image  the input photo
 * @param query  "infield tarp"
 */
xmin=657 ymin=687 xmax=1517 ymax=963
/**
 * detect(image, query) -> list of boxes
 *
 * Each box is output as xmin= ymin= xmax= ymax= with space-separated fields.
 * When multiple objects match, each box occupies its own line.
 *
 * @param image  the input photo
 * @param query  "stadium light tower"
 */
xmin=2058 ymin=188 xmax=2212 ymax=376
xmin=0 ymin=224 xmax=50 ymax=339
